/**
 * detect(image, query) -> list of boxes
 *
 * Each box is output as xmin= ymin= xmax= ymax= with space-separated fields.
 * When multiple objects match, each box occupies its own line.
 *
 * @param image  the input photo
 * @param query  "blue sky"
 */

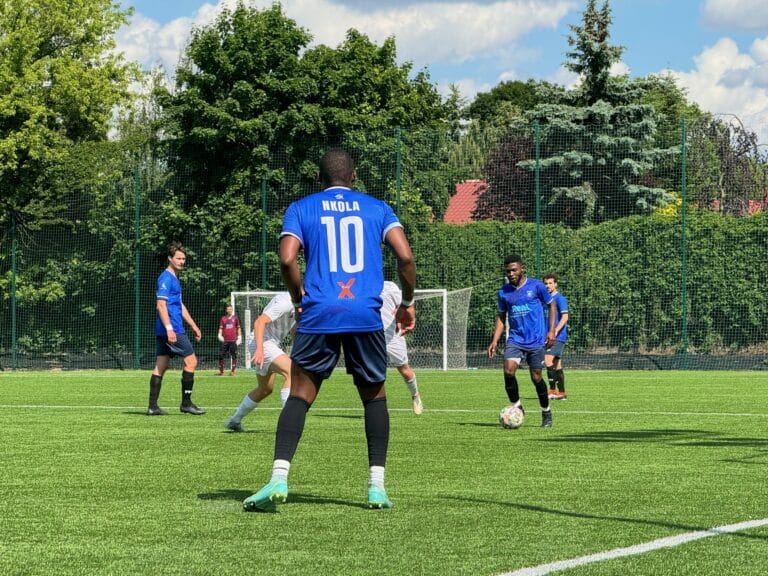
xmin=117 ymin=0 xmax=768 ymax=138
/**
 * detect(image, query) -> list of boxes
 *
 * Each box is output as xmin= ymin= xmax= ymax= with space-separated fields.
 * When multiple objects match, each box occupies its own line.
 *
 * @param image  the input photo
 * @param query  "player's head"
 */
xmin=503 ymin=254 xmax=525 ymax=286
xmin=543 ymin=273 xmax=558 ymax=294
xmin=167 ymin=241 xmax=186 ymax=272
xmin=319 ymin=149 xmax=356 ymax=188
xmin=226 ymin=304 xmax=233 ymax=315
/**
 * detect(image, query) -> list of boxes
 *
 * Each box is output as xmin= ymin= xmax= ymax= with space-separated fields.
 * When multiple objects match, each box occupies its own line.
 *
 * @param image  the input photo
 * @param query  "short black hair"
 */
xmin=319 ymin=149 xmax=355 ymax=186
xmin=543 ymin=273 xmax=558 ymax=282
xmin=504 ymin=254 xmax=523 ymax=266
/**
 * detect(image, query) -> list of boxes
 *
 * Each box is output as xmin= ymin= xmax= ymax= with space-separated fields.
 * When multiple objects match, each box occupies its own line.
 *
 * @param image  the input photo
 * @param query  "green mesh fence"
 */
xmin=2 ymin=120 xmax=768 ymax=370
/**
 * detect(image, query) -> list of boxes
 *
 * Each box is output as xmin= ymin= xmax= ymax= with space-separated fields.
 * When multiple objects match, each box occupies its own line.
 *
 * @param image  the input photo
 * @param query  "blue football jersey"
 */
xmin=155 ymin=270 xmax=185 ymax=336
xmin=549 ymin=292 xmax=569 ymax=343
xmin=280 ymin=186 xmax=403 ymax=334
xmin=498 ymin=278 xmax=553 ymax=349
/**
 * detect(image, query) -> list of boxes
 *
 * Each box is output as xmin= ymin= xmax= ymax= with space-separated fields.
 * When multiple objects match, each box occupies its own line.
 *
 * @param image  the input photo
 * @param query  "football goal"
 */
xmin=231 ymin=287 xmax=472 ymax=370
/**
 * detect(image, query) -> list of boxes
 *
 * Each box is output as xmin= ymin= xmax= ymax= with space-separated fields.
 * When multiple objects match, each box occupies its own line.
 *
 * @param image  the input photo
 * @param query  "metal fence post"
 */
xmin=133 ymin=166 xmax=141 ymax=369
xmin=680 ymin=119 xmax=689 ymax=369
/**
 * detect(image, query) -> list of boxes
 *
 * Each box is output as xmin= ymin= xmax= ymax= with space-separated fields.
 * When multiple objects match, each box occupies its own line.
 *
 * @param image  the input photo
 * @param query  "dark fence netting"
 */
xmin=2 ymin=121 xmax=768 ymax=370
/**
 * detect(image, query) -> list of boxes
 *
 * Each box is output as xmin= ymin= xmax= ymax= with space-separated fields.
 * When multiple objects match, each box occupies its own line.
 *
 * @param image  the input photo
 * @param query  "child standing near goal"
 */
xmin=381 ymin=281 xmax=423 ymax=414
xmin=224 ymin=292 xmax=295 ymax=432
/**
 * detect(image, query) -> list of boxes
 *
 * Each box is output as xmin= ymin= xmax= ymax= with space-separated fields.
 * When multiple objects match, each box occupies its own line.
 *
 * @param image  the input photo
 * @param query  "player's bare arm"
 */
xmin=279 ymin=234 xmax=304 ymax=316
xmin=488 ymin=314 xmax=505 ymax=358
xmin=157 ymin=299 xmax=176 ymax=343
xmin=253 ymin=313 xmax=272 ymax=368
xmin=182 ymin=304 xmax=202 ymax=341
xmin=386 ymin=226 xmax=416 ymax=335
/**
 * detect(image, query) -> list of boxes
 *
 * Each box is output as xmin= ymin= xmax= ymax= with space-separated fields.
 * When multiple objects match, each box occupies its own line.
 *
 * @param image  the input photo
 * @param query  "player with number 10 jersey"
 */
xmin=280 ymin=186 xmax=403 ymax=334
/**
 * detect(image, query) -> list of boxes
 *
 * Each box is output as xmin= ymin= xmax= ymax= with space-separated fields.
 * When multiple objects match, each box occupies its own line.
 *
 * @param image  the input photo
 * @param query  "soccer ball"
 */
xmin=499 ymin=405 xmax=524 ymax=429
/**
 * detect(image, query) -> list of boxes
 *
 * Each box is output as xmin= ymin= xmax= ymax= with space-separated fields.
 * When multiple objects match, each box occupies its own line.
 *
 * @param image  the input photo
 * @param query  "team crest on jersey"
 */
xmin=527 ymin=290 xmax=534 ymax=298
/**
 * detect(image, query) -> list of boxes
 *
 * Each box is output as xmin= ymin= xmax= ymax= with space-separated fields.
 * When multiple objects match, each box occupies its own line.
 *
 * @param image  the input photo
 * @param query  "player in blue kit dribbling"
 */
xmin=244 ymin=149 xmax=416 ymax=512
xmin=487 ymin=254 xmax=556 ymax=428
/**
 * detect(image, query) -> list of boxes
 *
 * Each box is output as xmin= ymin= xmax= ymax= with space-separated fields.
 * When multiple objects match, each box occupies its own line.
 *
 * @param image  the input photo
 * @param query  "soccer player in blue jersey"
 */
xmin=543 ymin=273 xmax=570 ymax=400
xmin=244 ymin=149 xmax=416 ymax=512
xmin=146 ymin=241 xmax=205 ymax=416
xmin=487 ymin=254 xmax=556 ymax=428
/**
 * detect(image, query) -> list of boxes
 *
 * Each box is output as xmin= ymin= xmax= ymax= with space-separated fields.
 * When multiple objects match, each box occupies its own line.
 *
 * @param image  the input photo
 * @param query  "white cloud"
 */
xmin=751 ymin=36 xmax=768 ymax=62
xmin=116 ymin=0 xmax=576 ymax=78
xmin=442 ymin=77 xmax=493 ymax=102
xmin=667 ymin=38 xmax=768 ymax=141
xmin=702 ymin=0 xmax=768 ymax=30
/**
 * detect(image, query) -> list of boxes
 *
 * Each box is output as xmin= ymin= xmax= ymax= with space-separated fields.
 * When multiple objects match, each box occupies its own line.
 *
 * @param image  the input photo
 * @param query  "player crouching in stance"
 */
xmin=243 ymin=149 xmax=416 ymax=512
xmin=487 ymin=254 xmax=556 ymax=428
xmin=147 ymin=241 xmax=205 ymax=416
xmin=381 ymin=281 xmax=423 ymax=414
xmin=224 ymin=292 xmax=295 ymax=432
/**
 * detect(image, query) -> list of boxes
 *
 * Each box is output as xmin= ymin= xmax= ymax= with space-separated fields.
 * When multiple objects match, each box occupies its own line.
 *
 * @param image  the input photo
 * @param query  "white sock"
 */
xmin=233 ymin=395 xmax=258 ymax=421
xmin=280 ymin=387 xmax=290 ymax=407
xmin=272 ymin=459 xmax=291 ymax=482
xmin=404 ymin=377 xmax=419 ymax=398
xmin=369 ymin=465 xmax=385 ymax=488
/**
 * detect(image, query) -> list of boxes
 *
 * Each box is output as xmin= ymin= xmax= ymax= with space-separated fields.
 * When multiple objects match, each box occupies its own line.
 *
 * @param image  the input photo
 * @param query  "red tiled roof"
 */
xmin=444 ymin=180 xmax=487 ymax=224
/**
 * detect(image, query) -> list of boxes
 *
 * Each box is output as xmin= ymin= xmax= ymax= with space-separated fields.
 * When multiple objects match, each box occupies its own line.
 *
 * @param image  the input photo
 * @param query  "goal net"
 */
xmin=231 ymin=287 xmax=472 ymax=370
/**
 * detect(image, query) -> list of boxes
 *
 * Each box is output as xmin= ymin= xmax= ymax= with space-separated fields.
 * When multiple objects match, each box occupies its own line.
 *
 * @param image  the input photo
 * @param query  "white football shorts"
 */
xmin=386 ymin=333 xmax=409 ymax=367
xmin=248 ymin=338 xmax=288 ymax=376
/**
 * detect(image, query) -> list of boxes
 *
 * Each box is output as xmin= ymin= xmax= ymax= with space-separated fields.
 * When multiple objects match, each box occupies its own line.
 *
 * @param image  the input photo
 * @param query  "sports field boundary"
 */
xmin=500 ymin=517 xmax=768 ymax=576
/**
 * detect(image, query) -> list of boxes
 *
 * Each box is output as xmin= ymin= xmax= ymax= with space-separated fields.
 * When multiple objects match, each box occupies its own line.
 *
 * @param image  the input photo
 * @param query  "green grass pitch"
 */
xmin=1 ymin=369 xmax=767 ymax=575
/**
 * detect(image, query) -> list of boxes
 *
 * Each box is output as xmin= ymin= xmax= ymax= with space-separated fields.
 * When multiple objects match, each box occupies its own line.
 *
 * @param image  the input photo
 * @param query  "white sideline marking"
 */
xmin=499 ymin=518 xmax=768 ymax=576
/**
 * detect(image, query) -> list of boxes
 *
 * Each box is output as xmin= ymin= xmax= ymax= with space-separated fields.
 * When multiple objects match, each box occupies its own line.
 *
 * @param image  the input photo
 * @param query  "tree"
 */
xmin=158 ymin=3 xmax=447 ymax=208
xmin=564 ymin=0 xmax=623 ymax=106
xmin=467 ymin=79 xmax=548 ymax=124
xmin=0 ymin=0 xmax=137 ymax=236
xmin=481 ymin=0 xmax=675 ymax=226
xmin=687 ymin=115 xmax=768 ymax=215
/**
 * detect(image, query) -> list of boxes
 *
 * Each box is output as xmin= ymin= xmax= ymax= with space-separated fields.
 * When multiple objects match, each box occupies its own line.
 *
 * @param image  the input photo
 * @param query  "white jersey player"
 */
xmin=381 ymin=281 xmax=423 ymax=415
xmin=224 ymin=293 xmax=296 ymax=432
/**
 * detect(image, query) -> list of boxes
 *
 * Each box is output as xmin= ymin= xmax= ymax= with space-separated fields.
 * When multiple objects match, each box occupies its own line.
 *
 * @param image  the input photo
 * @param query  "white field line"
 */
xmin=2 ymin=404 xmax=768 ymax=417
xmin=499 ymin=518 xmax=768 ymax=576
xmin=1 ymin=405 xmax=768 ymax=417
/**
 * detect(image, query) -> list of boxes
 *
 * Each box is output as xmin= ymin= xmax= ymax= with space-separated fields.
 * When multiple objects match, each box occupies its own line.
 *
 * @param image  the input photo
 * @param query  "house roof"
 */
xmin=444 ymin=180 xmax=487 ymax=224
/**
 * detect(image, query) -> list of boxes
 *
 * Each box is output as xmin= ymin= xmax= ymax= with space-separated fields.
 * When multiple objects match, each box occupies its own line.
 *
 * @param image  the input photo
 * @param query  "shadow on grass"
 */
xmin=545 ymin=429 xmax=718 ymax=443
xmin=198 ymin=489 xmax=367 ymax=509
xmin=545 ymin=429 xmax=768 ymax=461
xmin=442 ymin=496 xmax=768 ymax=542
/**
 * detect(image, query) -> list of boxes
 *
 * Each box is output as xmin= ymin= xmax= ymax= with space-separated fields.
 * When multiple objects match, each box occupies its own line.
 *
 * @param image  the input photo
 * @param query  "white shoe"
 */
xmin=412 ymin=395 xmax=424 ymax=415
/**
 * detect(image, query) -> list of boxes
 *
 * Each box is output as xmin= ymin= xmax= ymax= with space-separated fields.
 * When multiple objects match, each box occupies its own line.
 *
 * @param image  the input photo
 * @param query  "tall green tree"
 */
xmin=482 ymin=0 xmax=675 ymax=226
xmin=158 ymin=2 xmax=447 ymax=208
xmin=466 ymin=79 xmax=548 ymax=124
xmin=0 ymin=0 xmax=137 ymax=235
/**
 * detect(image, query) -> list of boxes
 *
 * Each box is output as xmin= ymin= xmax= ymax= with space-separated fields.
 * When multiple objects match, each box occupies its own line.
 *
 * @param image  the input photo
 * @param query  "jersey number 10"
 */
xmin=321 ymin=216 xmax=364 ymax=273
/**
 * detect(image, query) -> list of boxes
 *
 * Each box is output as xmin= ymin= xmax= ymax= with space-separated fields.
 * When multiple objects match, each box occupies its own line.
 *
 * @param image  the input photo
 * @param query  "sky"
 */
xmin=116 ymin=0 xmax=768 ymax=139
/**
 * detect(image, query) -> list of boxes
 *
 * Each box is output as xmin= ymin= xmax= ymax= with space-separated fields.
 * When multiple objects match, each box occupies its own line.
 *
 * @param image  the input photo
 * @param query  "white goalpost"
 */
xmin=230 ymin=287 xmax=472 ymax=370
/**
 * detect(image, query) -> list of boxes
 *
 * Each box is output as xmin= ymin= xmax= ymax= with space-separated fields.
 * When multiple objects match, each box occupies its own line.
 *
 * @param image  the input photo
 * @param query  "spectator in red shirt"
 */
xmin=217 ymin=304 xmax=242 ymax=376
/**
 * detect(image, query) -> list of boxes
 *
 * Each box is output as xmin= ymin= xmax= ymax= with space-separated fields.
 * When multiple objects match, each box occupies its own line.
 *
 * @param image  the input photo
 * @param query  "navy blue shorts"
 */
xmin=504 ymin=342 xmax=546 ymax=369
xmin=156 ymin=333 xmax=195 ymax=358
xmin=546 ymin=340 xmax=566 ymax=358
xmin=291 ymin=331 xmax=387 ymax=385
